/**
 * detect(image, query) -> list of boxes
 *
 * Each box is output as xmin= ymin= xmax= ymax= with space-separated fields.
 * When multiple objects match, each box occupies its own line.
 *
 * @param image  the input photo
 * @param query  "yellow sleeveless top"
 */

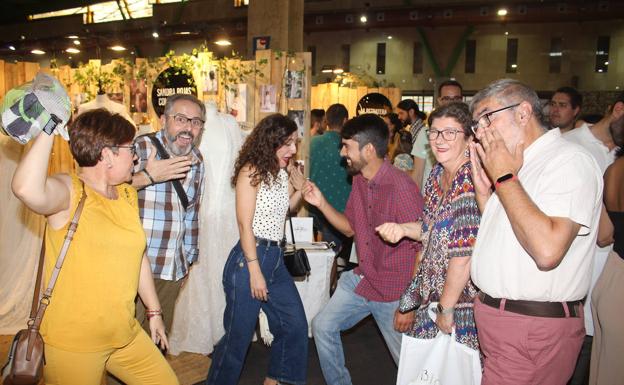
xmin=41 ymin=175 xmax=146 ymax=352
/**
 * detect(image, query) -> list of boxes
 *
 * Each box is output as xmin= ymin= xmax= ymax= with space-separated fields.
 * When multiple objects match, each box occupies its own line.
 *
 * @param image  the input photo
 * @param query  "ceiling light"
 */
xmin=321 ymin=65 xmax=334 ymax=73
xmin=176 ymin=31 xmax=192 ymax=35
xmin=109 ymin=45 xmax=126 ymax=51
xmin=66 ymin=47 xmax=80 ymax=54
xmin=333 ymin=68 xmax=344 ymax=74
xmin=31 ymin=49 xmax=45 ymax=55
xmin=67 ymin=35 xmax=79 ymax=39
xmin=497 ymin=8 xmax=508 ymax=16
xmin=387 ymin=35 xmax=392 ymax=40
xmin=360 ymin=15 xmax=367 ymax=23
xmin=8 ymin=45 xmax=15 ymax=51
xmin=73 ymin=40 xmax=80 ymax=45
xmin=511 ymin=64 xmax=517 ymax=68
xmin=598 ymin=69 xmax=603 ymax=73
xmin=152 ymin=32 xmax=159 ymax=38
xmin=505 ymin=31 xmax=509 ymax=35
xmin=605 ymin=61 xmax=609 ymax=65
xmin=215 ymin=39 xmax=232 ymax=46
xmin=20 ymin=35 xmax=26 ymax=40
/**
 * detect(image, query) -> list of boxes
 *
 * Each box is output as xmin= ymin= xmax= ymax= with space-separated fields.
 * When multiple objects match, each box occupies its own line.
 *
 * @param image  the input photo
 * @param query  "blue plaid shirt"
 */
xmin=134 ymin=131 xmax=205 ymax=281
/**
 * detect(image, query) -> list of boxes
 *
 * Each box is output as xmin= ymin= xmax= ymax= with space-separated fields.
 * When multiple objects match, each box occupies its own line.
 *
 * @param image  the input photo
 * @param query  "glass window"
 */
xmin=595 ymin=36 xmax=610 ymax=73
xmin=549 ymin=37 xmax=562 ymax=73
xmin=506 ymin=38 xmax=518 ymax=73
xmin=413 ymin=42 xmax=423 ymax=74
xmin=377 ymin=43 xmax=386 ymax=75
xmin=341 ymin=44 xmax=350 ymax=72
xmin=465 ymin=39 xmax=476 ymax=74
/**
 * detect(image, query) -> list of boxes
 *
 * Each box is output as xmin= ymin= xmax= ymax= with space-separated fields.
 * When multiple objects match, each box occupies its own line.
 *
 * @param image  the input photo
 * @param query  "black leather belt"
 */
xmin=256 ymin=237 xmax=286 ymax=248
xmin=478 ymin=292 xmax=582 ymax=318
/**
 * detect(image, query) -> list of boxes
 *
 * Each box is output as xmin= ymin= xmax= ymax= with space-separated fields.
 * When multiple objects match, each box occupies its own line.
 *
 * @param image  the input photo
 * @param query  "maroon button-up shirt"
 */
xmin=344 ymin=160 xmax=424 ymax=302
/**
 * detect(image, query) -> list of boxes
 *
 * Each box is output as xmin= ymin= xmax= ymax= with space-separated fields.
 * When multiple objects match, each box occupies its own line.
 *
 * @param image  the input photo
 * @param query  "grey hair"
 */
xmin=163 ymin=93 xmax=206 ymax=120
xmin=469 ymin=78 xmax=549 ymax=128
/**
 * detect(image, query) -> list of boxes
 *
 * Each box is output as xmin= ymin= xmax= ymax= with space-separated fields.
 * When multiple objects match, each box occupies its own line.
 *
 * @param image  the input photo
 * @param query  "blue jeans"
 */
xmin=206 ymin=241 xmax=308 ymax=385
xmin=312 ymin=270 xmax=401 ymax=385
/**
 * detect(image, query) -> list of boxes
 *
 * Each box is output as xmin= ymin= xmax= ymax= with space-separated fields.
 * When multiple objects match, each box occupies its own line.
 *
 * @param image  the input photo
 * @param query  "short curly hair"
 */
xmin=232 ymin=114 xmax=297 ymax=187
xmin=69 ymin=109 xmax=136 ymax=167
xmin=428 ymin=102 xmax=473 ymax=138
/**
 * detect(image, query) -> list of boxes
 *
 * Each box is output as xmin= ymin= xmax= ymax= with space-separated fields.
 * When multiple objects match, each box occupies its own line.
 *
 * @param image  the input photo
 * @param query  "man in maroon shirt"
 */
xmin=303 ymin=114 xmax=424 ymax=385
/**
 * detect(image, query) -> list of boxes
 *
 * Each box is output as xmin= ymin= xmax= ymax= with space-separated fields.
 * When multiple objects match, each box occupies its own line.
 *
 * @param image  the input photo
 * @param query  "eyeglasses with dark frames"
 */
xmin=112 ymin=145 xmax=136 ymax=156
xmin=426 ymin=129 xmax=462 ymax=141
xmin=470 ymin=103 xmax=520 ymax=135
xmin=167 ymin=113 xmax=205 ymax=129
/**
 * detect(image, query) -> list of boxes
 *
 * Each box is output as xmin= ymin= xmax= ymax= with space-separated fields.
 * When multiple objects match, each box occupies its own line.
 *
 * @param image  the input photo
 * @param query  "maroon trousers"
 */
xmin=474 ymin=296 xmax=585 ymax=385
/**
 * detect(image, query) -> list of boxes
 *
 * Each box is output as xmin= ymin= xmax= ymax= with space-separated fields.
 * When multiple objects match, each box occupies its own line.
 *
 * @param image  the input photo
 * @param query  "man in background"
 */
xmin=549 ymin=86 xmax=582 ymax=133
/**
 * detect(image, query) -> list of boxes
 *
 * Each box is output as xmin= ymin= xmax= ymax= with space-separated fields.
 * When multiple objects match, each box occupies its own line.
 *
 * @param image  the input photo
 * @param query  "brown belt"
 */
xmin=478 ymin=292 xmax=582 ymax=318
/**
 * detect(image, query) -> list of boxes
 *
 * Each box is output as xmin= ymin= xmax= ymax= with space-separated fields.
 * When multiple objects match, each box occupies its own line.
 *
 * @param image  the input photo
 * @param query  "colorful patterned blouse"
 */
xmin=406 ymin=161 xmax=481 ymax=351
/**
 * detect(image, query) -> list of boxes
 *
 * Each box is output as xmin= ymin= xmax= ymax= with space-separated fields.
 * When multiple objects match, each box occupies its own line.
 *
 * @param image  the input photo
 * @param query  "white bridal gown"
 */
xmin=168 ymin=101 xmax=242 ymax=355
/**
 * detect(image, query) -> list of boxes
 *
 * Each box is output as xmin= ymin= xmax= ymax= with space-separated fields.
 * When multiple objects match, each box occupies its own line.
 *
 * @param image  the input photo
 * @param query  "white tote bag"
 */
xmin=396 ymin=303 xmax=482 ymax=385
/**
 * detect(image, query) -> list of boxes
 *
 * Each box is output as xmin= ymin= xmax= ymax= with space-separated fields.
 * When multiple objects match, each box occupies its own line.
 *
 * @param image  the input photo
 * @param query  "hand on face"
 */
xmin=473 ymin=125 xmax=524 ymax=181
xmin=144 ymin=143 xmax=192 ymax=182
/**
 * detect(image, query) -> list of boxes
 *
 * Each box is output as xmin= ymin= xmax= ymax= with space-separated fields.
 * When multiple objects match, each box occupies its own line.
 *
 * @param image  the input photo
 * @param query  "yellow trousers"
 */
xmin=44 ymin=329 xmax=179 ymax=385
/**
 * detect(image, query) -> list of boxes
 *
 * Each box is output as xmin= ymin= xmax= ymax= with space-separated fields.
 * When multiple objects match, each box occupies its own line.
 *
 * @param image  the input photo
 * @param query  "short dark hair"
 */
xmin=163 ymin=93 xmax=206 ymax=119
xmin=341 ymin=114 xmax=388 ymax=158
xmin=554 ymin=86 xmax=583 ymax=110
xmin=428 ymin=102 xmax=473 ymax=137
xmin=438 ymin=80 xmax=463 ymax=95
xmin=326 ymin=104 xmax=348 ymax=129
xmin=311 ymin=109 xmax=325 ymax=124
xmin=69 ymin=109 xmax=136 ymax=167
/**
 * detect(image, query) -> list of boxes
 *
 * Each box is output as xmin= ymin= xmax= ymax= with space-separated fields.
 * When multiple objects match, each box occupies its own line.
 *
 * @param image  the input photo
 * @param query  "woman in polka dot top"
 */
xmin=206 ymin=114 xmax=308 ymax=385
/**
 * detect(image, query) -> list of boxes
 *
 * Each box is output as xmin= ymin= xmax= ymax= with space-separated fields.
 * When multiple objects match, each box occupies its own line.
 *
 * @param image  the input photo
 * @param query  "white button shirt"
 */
xmin=471 ymin=129 xmax=603 ymax=302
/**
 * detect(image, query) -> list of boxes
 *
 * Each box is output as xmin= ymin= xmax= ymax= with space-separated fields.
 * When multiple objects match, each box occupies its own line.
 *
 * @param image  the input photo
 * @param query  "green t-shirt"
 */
xmin=309 ymin=131 xmax=352 ymax=212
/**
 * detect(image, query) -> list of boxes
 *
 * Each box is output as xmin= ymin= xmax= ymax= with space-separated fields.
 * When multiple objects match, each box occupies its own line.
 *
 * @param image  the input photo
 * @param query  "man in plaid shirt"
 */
xmin=303 ymin=114 xmax=424 ymax=385
xmin=132 ymin=94 xmax=205 ymax=333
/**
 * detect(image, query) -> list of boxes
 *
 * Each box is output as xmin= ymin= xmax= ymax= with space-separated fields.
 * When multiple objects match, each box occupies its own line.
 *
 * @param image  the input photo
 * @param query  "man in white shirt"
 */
xmin=564 ymin=96 xmax=623 ymax=384
xmin=549 ymin=86 xmax=582 ymax=133
xmin=469 ymin=79 xmax=603 ymax=384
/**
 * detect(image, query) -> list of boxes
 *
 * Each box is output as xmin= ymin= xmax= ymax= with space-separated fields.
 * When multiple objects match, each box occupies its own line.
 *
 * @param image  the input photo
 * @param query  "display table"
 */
xmin=259 ymin=245 xmax=335 ymax=343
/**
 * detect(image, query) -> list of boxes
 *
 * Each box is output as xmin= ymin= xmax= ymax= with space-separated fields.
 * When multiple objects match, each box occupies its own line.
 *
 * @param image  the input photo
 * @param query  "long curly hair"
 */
xmin=232 ymin=113 xmax=297 ymax=187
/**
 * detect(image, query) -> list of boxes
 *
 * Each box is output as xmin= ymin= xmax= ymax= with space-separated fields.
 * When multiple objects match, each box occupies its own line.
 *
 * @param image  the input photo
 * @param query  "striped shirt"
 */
xmin=134 ymin=131 xmax=205 ymax=281
xmin=345 ymin=159 xmax=424 ymax=302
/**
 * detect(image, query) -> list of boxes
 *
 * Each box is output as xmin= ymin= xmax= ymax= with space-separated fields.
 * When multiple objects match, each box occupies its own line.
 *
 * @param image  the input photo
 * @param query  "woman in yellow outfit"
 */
xmin=11 ymin=109 xmax=179 ymax=385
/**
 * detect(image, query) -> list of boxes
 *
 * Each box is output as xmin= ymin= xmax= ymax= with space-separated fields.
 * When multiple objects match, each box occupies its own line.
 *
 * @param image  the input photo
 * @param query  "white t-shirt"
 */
xmin=471 ymin=129 xmax=603 ymax=301
xmin=564 ymin=123 xmax=617 ymax=335
xmin=411 ymin=127 xmax=435 ymax=188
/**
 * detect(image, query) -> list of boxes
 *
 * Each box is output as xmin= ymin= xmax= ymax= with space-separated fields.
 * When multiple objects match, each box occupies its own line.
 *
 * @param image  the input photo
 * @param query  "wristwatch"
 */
xmin=437 ymin=303 xmax=454 ymax=315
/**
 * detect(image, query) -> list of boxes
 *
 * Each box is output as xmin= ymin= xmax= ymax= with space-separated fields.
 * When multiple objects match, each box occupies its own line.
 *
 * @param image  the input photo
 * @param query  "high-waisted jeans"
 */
xmin=206 ymin=240 xmax=308 ymax=385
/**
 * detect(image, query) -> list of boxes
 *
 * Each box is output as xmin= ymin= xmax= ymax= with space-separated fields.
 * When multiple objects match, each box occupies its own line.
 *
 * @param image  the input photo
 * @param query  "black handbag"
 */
xmin=283 ymin=215 xmax=311 ymax=277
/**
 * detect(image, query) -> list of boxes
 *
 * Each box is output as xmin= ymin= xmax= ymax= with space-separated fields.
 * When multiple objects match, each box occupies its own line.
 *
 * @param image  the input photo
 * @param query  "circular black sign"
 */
xmin=151 ymin=67 xmax=197 ymax=117
xmin=355 ymin=93 xmax=393 ymax=116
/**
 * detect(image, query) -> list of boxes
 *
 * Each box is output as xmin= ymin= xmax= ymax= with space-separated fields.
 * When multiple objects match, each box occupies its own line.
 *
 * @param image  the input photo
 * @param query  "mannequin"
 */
xmin=168 ymin=101 xmax=243 ymax=355
xmin=77 ymin=85 xmax=135 ymax=128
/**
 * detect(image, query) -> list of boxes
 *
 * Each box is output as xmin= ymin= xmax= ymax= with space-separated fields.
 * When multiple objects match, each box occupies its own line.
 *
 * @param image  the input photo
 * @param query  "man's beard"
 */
xmin=164 ymin=129 xmax=195 ymax=156
xmin=345 ymin=157 xmax=365 ymax=175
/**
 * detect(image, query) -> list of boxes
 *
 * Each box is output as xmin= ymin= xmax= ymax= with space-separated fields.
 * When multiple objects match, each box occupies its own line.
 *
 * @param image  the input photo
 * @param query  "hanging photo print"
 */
xmin=203 ymin=64 xmax=219 ymax=93
xmin=259 ymin=84 xmax=277 ymax=113
xmin=285 ymin=70 xmax=303 ymax=99
xmin=130 ymin=79 xmax=148 ymax=113
xmin=287 ymin=110 xmax=305 ymax=138
xmin=226 ymin=84 xmax=247 ymax=122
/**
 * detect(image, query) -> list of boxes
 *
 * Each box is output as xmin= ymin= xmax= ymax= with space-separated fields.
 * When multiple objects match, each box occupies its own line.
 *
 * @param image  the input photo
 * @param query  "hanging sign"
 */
xmin=356 ymin=93 xmax=392 ymax=116
xmin=151 ymin=67 xmax=197 ymax=116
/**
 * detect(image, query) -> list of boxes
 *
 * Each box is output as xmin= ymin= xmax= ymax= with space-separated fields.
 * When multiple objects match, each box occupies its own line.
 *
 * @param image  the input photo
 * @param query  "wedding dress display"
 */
xmin=168 ymin=101 xmax=243 ymax=355
xmin=77 ymin=93 xmax=135 ymax=127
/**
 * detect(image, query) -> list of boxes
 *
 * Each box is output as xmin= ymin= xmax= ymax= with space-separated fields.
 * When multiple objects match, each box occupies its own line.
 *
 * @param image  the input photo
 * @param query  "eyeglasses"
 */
xmin=470 ymin=103 xmax=520 ymax=134
xmin=112 ymin=145 xmax=136 ymax=156
xmin=167 ymin=113 xmax=205 ymax=129
xmin=426 ymin=129 xmax=462 ymax=141
xmin=439 ymin=96 xmax=463 ymax=102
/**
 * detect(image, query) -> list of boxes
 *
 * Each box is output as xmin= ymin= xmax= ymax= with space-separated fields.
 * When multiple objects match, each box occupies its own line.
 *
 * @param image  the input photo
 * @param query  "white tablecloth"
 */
xmin=259 ymin=246 xmax=335 ymax=342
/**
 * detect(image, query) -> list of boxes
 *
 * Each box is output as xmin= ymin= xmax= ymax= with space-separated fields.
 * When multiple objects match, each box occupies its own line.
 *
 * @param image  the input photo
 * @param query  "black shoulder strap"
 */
xmin=146 ymin=134 xmax=189 ymax=211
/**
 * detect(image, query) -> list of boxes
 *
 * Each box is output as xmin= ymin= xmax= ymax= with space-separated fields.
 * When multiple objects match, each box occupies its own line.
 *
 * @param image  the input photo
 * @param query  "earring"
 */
xmin=464 ymin=148 xmax=470 ymax=158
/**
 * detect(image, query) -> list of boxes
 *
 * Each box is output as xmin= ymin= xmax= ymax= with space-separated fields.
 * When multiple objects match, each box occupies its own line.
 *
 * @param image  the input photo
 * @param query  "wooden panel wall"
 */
xmin=311 ymin=83 xmax=402 ymax=118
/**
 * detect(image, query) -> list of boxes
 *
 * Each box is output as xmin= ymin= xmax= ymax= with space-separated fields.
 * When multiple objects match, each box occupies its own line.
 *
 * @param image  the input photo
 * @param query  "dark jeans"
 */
xmin=206 ymin=240 xmax=308 ymax=385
